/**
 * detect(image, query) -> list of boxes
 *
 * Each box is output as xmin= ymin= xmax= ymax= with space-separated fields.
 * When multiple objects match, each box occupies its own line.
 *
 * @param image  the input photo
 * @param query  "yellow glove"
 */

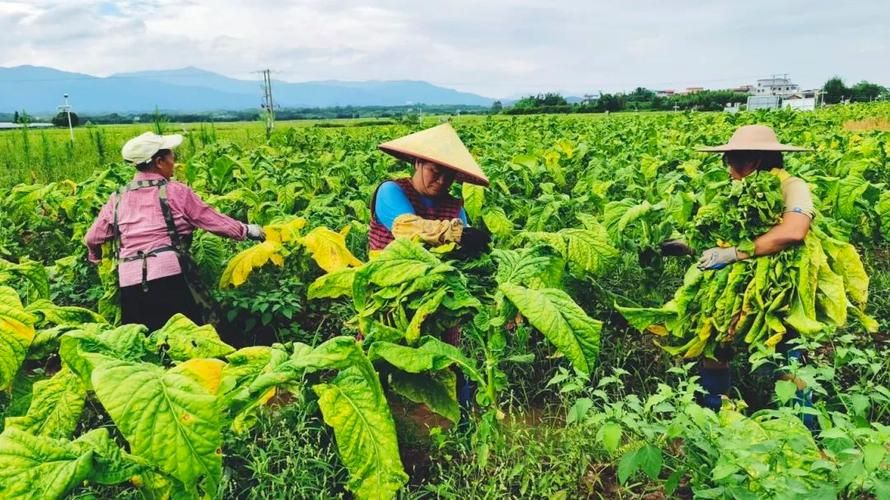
xmin=391 ymin=214 xmax=464 ymax=246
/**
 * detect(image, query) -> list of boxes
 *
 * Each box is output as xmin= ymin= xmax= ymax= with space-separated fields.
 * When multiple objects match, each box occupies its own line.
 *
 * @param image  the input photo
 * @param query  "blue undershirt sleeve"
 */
xmin=458 ymin=207 xmax=468 ymax=225
xmin=374 ymin=181 xmax=416 ymax=231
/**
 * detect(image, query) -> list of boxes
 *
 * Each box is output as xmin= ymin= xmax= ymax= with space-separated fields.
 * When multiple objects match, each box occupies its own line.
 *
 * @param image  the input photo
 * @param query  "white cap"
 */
xmin=121 ymin=132 xmax=183 ymax=165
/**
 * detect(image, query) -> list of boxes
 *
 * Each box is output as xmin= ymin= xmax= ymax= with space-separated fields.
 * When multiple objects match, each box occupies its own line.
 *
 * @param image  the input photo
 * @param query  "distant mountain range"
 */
xmin=0 ymin=66 xmax=494 ymax=114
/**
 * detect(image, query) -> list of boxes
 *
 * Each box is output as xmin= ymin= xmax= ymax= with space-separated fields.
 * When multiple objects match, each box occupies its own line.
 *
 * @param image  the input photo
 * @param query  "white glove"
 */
xmin=246 ymin=224 xmax=266 ymax=241
xmin=697 ymin=246 xmax=739 ymax=270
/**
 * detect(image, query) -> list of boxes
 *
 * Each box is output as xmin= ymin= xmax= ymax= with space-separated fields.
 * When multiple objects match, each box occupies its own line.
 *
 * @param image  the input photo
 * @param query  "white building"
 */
xmin=754 ymin=77 xmax=800 ymax=97
xmin=783 ymin=94 xmax=816 ymax=111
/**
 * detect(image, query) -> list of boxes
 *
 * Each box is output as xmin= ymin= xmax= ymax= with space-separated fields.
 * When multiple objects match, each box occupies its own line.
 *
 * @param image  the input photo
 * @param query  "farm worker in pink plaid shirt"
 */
xmin=85 ymin=132 xmax=265 ymax=331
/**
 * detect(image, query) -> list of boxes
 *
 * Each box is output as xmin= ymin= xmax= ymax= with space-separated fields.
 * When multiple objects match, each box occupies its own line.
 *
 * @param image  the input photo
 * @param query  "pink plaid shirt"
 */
xmin=85 ymin=172 xmax=247 ymax=287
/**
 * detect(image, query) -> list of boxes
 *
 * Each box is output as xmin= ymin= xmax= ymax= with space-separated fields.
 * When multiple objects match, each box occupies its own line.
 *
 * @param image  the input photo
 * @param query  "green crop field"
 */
xmin=0 ymin=105 xmax=888 ymax=499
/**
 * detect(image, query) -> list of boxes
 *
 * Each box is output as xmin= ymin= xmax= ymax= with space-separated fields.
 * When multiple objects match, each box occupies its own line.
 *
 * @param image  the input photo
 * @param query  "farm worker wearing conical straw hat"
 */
xmin=661 ymin=124 xmax=817 ymax=429
xmin=85 ymin=132 xmax=266 ymax=332
xmin=368 ymin=123 xmax=491 ymax=256
xmin=369 ymin=122 xmax=491 ymax=423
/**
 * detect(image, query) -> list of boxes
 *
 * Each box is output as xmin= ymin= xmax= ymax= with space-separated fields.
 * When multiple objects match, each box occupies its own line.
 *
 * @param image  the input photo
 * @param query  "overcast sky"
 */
xmin=1 ymin=0 xmax=887 ymax=98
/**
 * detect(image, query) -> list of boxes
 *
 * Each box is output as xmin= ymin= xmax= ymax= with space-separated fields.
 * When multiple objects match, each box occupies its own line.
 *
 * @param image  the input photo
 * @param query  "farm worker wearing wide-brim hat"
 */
xmin=369 ymin=123 xmax=491 ymax=424
xmin=661 ymin=124 xmax=817 ymax=428
xmin=84 ymin=132 xmax=266 ymax=332
xmin=368 ymin=123 xmax=491 ymax=255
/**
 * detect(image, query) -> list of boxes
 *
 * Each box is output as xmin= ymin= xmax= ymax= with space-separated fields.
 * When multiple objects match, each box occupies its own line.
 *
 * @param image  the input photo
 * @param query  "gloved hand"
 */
xmin=697 ymin=246 xmax=739 ymax=270
xmin=459 ymin=227 xmax=491 ymax=254
xmin=660 ymin=239 xmax=694 ymax=256
xmin=246 ymin=224 xmax=266 ymax=242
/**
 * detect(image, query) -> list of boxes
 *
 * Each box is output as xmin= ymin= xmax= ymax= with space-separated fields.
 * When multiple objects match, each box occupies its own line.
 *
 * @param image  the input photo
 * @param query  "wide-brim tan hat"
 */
xmin=122 ymin=132 xmax=183 ymax=165
xmin=378 ymin=123 xmax=489 ymax=186
xmin=697 ymin=125 xmax=811 ymax=153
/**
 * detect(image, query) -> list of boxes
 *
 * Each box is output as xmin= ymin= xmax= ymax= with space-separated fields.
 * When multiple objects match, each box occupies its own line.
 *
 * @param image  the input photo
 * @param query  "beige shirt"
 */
xmin=772 ymin=168 xmax=815 ymax=219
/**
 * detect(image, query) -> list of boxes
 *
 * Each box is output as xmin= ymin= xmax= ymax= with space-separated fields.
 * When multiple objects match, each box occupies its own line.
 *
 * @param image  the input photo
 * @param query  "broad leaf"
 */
xmin=368 ymin=341 xmax=457 ymax=373
xmin=0 ymin=286 xmax=35 ymax=389
xmin=0 ymin=257 xmax=50 ymax=301
xmin=264 ymin=217 xmax=307 ymax=244
xmin=493 ymin=247 xmax=563 ymax=289
xmin=308 ymin=267 xmax=356 ymax=300
xmin=314 ymin=365 xmax=408 ymax=500
xmin=500 ymin=284 xmax=601 ymax=374
xmin=389 ymin=370 xmax=459 ymax=424
xmin=219 ymin=241 xmax=284 ymax=288
xmin=25 ymin=300 xmax=107 ymax=328
xmin=461 ymin=183 xmax=485 ymax=223
xmin=91 ymin=358 xmax=223 ymax=494
xmin=59 ymin=323 xmax=150 ymax=387
xmin=170 ymin=358 xmax=227 ymax=394
xmin=0 ymin=428 xmax=114 ymax=499
xmin=405 ymin=288 xmax=447 ymax=343
xmin=301 ymin=226 xmax=363 ymax=273
xmin=149 ymin=314 xmax=235 ymax=361
xmin=5 ymin=367 xmax=85 ymax=439
xmin=481 ymin=207 xmax=513 ymax=239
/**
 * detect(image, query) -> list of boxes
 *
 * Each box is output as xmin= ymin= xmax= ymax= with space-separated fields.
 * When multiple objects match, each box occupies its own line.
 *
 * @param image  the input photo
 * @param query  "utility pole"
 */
xmin=58 ymin=93 xmax=74 ymax=142
xmin=259 ymin=69 xmax=275 ymax=136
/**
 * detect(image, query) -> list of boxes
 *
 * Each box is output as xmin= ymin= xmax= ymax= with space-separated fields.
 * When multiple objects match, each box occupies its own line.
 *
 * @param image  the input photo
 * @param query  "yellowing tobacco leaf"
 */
xmin=219 ymin=241 xmax=284 ymax=288
xmin=170 ymin=358 xmax=227 ymax=394
xmin=0 ymin=286 xmax=36 ymax=389
xmin=265 ymin=217 xmax=307 ymax=244
xmin=301 ymin=226 xmax=362 ymax=273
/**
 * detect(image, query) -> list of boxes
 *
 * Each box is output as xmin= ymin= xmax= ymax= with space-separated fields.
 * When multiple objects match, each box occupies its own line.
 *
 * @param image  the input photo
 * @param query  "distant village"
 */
xmin=656 ymin=76 xmax=820 ymax=112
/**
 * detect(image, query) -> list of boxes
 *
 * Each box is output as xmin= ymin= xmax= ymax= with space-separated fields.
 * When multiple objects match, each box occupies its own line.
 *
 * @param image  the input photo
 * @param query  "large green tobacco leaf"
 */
xmin=368 ymin=342 xmax=462 ymax=422
xmin=91 ymin=357 xmax=223 ymax=495
xmin=481 ymin=207 xmax=513 ymax=239
xmin=389 ymin=370 xmax=459 ymax=424
xmin=149 ymin=314 xmax=235 ymax=361
xmin=615 ymin=302 xmax=678 ymax=332
xmin=59 ymin=324 xmax=149 ymax=386
xmin=523 ymin=226 xmax=617 ymax=275
xmin=405 ymin=288 xmax=447 ymax=343
xmin=0 ymin=286 xmax=35 ymax=389
xmin=0 ymin=257 xmax=50 ymax=301
xmin=493 ymin=247 xmax=563 ymax=289
xmin=834 ymin=174 xmax=872 ymax=221
xmin=25 ymin=299 xmax=107 ymax=328
xmin=368 ymin=340 xmax=458 ymax=373
xmin=0 ymin=427 xmax=123 ymax=499
xmin=237 ymin=338 xmax=409 ymax=498
xmin=314 ymin=365 xmax=408 ymax=500
xmin=221 ymin=346 xmax=290 ymax=432
xmin=308 ymin=267 xmax=356 ymax=300
xmin=221 ymin=345 xmax=290 ymax=394
xmin=244 ymin=337 xmax=364 ymax=398
xmin=0 ymin=428 xmax=94 ymax=499
xmin=462 ymin=183 xmax=485 ymax=224
xmin=357 ymin=239 xmax=439 ymax=287
xmin=5 ymin=367 xmax=85 ymax=439
xmin=500 ymin=283 xmax=601 ymax=374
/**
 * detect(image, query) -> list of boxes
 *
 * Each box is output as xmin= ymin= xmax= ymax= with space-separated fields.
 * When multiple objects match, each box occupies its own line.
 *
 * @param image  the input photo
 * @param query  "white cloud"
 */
xmin=0 ymin=0 xmax=887 ymax=97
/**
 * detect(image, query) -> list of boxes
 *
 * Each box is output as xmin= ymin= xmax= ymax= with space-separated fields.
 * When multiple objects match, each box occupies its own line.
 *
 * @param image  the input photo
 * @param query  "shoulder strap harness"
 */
xmin=112 ymin=179 xmax=190 ymax=292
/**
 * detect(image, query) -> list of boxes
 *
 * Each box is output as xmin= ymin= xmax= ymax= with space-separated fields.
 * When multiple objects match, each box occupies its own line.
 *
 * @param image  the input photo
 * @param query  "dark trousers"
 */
xmin=120 ymin=274 xmax=202 ymax=332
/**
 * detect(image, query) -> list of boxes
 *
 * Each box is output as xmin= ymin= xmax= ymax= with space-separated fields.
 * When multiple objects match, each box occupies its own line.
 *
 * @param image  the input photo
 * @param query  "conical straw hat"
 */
xmin=379 ymin=123 xmax=489 ymax=186
xmin=697 ymin=125 xmax=811 ymax=152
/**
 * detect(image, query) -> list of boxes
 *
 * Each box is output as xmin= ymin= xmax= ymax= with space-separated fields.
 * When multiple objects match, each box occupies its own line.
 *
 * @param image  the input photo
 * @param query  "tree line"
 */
xmin=499 ymin=77 xmax=888 ymax=115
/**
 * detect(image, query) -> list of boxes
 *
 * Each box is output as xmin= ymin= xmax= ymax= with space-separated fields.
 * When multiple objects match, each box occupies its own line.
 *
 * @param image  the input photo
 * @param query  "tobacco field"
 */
xmin=0 ymin=106 xmax=889 ymax=499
